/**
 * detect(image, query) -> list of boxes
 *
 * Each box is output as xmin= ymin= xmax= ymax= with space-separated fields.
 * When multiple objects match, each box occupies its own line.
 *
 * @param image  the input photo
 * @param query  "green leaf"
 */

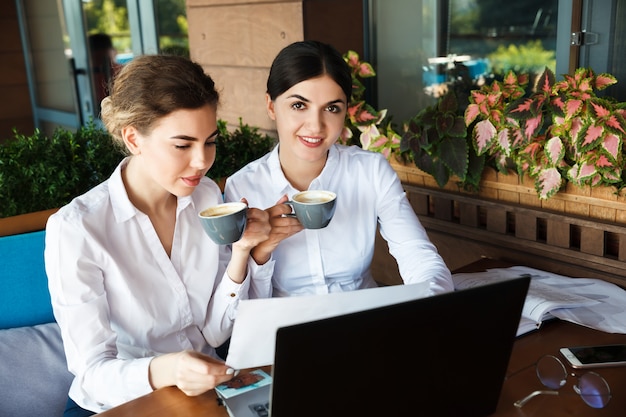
xmin=440 ymin=136 xmax=469 ymax=179
xmin=431 ymin=159 xmax=451 ymax=188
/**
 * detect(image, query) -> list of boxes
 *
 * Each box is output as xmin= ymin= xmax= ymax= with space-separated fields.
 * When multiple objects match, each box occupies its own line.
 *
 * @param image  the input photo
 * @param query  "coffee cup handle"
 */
xmin=283 ymin=201 xmax=297 ymax=218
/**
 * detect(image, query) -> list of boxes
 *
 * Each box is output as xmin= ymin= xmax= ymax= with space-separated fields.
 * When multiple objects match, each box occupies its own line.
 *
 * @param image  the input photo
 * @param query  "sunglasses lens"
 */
xmin=575 ymin=372 xmax=611 ymax=409
xmin=536 ymin=355 xmax=567 ymax=390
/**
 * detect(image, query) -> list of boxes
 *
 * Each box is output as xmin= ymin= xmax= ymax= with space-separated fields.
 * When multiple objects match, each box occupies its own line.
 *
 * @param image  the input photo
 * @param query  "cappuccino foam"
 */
xmin=293 ymin=191 xmax=335 ymax=204
xmin=201 ymin=205 xmax=244 ymax=218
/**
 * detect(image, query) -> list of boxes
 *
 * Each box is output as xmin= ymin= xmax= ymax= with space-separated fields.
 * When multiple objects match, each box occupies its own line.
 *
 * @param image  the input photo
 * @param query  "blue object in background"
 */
xmin=115 ymin=52 xmax=134 ymax=65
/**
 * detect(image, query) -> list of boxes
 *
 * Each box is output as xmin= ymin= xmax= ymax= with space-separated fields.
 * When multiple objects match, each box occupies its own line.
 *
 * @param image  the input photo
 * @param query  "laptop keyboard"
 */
xmin=249 ymin=402 xmax=270 ymax=417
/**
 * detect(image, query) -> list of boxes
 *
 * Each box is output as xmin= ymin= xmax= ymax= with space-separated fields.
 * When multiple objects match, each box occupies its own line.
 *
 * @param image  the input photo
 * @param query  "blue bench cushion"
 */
xmin=0 ymin=230 xmax=55 ymax=329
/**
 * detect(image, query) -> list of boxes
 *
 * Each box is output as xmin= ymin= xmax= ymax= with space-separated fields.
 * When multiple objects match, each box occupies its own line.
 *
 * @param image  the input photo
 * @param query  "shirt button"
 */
xmin=229 ymin=292 xmax=236 ymax=298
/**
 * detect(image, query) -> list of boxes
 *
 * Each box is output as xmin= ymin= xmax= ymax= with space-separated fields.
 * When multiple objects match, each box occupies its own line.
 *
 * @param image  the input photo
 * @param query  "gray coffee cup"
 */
xmin=286 ymin=190 xmax=337 ymax=229
xmin=198 ymin=202 xmax=247 ymax=245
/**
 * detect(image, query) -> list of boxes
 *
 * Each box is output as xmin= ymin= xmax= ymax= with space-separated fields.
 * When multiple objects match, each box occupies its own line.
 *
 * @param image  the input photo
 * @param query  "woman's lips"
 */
xmin=182 ymin=175 xmax=202 ymax=186
xmin=299 ymin=136 xmax=323 ymax=147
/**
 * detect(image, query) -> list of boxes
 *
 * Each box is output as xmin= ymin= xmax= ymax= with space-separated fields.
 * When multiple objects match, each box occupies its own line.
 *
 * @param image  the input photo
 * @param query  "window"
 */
xmin=369 ymin=0 xmax=625 ymax=125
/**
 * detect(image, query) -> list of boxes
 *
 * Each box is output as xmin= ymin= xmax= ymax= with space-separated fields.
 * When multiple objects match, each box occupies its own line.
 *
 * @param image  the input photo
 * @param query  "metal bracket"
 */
xmin=570 ymin=30 xmax=599 ymax=46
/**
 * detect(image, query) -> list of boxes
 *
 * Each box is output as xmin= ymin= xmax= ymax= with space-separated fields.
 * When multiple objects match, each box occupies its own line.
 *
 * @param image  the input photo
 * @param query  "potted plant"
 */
xmin=465 ymin=67 xmax=626 ymax=199
xmin=340 ymin=50 xmax=401 ymax=159
xmin=399 ymin=90 xmax=485 ymax=191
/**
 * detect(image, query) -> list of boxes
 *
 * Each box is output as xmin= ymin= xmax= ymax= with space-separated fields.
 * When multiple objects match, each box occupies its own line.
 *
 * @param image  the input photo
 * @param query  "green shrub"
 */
xmin=487 ymin=40 xmax=556 ymax=76
xmin=209 ymin=118 xmax=276 ymax=182
xmin=0 ymin=122 xmax=122 ymax=217
xmin=0 ymin=117 xmax=275 ymax=218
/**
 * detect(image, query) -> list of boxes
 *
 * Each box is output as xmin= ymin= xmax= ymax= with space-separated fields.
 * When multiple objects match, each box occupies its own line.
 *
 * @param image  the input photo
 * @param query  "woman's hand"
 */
xmin=233 ymin=199 xmax=272 ymax=252
xmin=149 ymin=351 xmax=235 ymax=396
xmin=251 ymin=195 xmax=304 ymax=264
xmin=227 ymin=198 xmax=272 ymax=282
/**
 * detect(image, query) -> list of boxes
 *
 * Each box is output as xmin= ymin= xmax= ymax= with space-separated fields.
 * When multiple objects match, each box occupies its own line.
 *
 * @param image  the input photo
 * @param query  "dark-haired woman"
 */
xmin=225 ymin=40 xmax=453 ymax=298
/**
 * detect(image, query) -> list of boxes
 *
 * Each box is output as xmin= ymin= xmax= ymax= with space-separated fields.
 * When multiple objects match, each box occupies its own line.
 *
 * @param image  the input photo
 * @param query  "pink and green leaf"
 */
xmin=604 ymin=114 xmax=626 ymax=133
xmin=358 ymin=62 xmax=376 ymax=78
xmin=354 ymin=103 xmax=380 ymax=124
xmin=564 ymin=99 xmax=582 ymax=119
xmin=473 ymin=119 xmax=497 ymax=154
xmin=595 ymin=154 xmax=613 ymax=168
xmin=578 ymin=162 xmax=597 ymax=179
xmin=590 ymin=100 xmax=612 ymax=119
xmin=507 ymin=97 xmax=534 ymax=117
xmin=523 ymin=113 xmax=543 ymax=139
xmin=594 ymin=73 xmax=617 ymax=90
xmin=602 ymin=133 xmax=621 ymax=160
xmin=344 ymin=50 xmax=360 ymax=69
xmin=465 ymin=103 xmax=481 ymax=124
xmin=497 ymin=128 xmax=511 ymax=156
xmin=544 ymin=136 xmax=564 ymax=166
xmin=535 ymin=68 xmax=556 ymax=94
xmin=523 ymin=141 xmax=542 ymax=159
xmin=535 ymin=167 xmax=562 ymax=199
xmin=581 ymin=124 xmax=603 ymax=147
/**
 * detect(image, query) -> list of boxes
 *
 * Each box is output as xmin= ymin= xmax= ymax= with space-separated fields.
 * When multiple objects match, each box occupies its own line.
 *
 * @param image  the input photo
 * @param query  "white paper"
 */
xmin=453 ymin=266 xmax=626 ymax=336
xmin=225 ymin=282 xmax=430 ymax=369
xmin=500 ymin=266 xmax=626 ymax=334
xmin=453 ymin=270 xmax=598 ymax=322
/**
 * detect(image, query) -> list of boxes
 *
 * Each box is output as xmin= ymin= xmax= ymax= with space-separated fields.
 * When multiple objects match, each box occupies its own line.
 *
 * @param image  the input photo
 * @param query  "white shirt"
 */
xmin=224 ymin=144 xmax=453 ymax=298
xmin=45 ymin=158 xmax=272 ymax=412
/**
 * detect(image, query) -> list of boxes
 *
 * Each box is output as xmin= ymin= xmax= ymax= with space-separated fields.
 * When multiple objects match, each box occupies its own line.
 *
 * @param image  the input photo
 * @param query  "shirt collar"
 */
xmin=109 ymin=157 xmax=137 ymax=223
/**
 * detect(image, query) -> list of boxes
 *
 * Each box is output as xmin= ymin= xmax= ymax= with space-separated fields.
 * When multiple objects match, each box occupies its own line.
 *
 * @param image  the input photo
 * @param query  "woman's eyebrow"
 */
xmin=170 ymin=128 xmax=219 ymax=142
xmin=287 ymin=94 xmax=310 ymax=102
xmin=286 ymin=95 xmax=345 ymax=106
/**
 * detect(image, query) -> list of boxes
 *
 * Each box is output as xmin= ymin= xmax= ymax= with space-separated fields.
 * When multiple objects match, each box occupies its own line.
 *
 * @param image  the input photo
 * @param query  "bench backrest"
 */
xmin=0 ymin=230 xmax=54 ymax=329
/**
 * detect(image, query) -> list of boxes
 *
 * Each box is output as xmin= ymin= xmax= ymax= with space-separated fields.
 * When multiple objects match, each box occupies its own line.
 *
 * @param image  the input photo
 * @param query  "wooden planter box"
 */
xmin=388 ymin=158 xmax=626 ymax=287
xmin=390 ymin=158 xmax=626 ymax=225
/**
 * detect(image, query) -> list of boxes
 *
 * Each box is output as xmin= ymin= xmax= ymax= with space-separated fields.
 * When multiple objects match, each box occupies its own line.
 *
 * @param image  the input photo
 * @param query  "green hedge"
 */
xmin=0 ymin=119 xmax=275 ymax=218
xmin=0 ymin=122 xmax=122 ymax=217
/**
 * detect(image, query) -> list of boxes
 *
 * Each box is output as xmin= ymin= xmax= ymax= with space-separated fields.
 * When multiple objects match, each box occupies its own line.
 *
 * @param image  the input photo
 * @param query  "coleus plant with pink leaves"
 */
xmin=465 ymin=67 xmax=626 ymax=199
xmin=340 ymin=50 xmax=401 ymax=159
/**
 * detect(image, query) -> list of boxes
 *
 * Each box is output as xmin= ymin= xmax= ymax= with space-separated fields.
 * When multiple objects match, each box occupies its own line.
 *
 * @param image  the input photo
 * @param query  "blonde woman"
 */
xmin=45 ymin=55 xmax=272 ymax=415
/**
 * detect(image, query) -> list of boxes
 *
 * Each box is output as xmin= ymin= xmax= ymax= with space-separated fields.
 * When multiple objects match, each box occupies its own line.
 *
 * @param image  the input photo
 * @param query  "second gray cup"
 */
xmin=286 ymin=190 xmax=337 ymax=229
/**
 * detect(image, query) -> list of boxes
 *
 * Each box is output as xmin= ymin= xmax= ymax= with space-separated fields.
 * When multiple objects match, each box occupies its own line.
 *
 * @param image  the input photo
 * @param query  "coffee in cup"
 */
xmin=286 ymin=190 xmax=336 ymax=229
xmin=198 ymin=202 xmax=247 ymax=245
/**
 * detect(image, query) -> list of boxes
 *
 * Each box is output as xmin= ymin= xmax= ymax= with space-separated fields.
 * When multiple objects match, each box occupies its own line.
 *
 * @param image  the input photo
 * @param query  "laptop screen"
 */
xmin=269 ymin=276 xmax=530 ymax=417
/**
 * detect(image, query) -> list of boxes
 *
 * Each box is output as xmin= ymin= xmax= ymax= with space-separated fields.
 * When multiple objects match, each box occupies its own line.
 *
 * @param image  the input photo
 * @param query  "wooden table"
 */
xmin=99 ymin=259 xmax=626 ymax=417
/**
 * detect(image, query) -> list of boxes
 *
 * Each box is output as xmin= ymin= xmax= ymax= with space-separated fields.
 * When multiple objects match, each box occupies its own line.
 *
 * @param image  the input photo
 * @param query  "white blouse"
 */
xmin=224 ymin=144 xmax=453 ymax=298
xmin=45 ymin=158 xmax=272 ymax=412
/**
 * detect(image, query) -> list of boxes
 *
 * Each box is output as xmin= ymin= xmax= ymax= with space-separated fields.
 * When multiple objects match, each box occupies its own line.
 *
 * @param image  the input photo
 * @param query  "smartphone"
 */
xmin=560 ymin=344 xmax=626 ymax=369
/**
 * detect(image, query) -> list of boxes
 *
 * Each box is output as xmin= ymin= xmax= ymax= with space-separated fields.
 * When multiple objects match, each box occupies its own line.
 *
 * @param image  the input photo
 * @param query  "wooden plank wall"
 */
xmin=0 ymin=1 xmax=34 ymax=143
xmin=186 ymin=0 xmax=364 ymax=132
xmin=186 ymin=0 xmax=303 ymax=132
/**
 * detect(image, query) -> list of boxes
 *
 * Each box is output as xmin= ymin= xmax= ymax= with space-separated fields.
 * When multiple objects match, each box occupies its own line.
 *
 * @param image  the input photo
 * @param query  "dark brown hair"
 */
xmin=266 ymin=40 xmax=351 ymax=102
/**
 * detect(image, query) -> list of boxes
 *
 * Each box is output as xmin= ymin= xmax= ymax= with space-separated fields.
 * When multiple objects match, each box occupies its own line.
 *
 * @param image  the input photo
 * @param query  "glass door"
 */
xmin=18 ymin=0 xmax=188 ymax=134
xmin=62 ymin=0 xmax=149 ymax=124
xmin=16 ymin=0 xmax=80 ymax=136
xmin=65 ymin=0 xmax=189 ymax=121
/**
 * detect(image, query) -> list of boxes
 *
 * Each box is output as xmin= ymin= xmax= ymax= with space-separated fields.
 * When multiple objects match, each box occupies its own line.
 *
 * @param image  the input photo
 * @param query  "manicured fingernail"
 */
xmin=226 ymin=368 xmax=235 ymax=375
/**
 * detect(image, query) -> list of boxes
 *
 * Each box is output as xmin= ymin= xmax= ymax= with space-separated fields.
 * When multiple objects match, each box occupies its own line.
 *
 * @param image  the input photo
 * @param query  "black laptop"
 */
xmin=267 ymin=276 xmax=530 ymax=417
